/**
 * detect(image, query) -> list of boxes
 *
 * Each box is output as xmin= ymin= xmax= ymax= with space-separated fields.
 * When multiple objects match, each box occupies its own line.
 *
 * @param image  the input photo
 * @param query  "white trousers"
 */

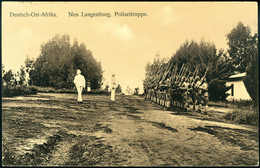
xmin=111 ymin=89 xmax=115 ymax=101
xmin=76 ymin=86 xmax=83 ymax=102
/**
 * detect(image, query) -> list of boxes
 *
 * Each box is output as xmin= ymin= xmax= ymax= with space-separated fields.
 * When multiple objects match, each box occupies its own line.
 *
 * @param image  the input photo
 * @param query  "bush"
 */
xmin=30 ymin=86 xmax=110 ymax=95
xmin=224 ymin=108 xmax=258 ymax=126
xmin=209 ymin=100 xmax=255 ymax=109
xmin=29 ymin=86 xmax=73 ymax=93
xmin=229 ymin=99 xmax=255 ymax=108
xmin=84 ymin=89 xmax=110 ymax=95
xmin=2 ymin=85 xmax=37 ymax=97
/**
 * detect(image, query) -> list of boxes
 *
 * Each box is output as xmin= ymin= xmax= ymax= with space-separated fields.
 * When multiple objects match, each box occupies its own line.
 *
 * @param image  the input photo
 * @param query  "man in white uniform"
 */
xmin=73 ymin=69 xmax=86 ymax=103
xmin=111 ymin=74 xmax=117 ymax=101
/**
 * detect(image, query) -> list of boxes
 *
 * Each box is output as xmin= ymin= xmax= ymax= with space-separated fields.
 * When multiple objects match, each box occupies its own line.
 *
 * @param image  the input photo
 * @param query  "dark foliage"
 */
xmin=169 ymin=40 xmax=234 ymax=101
xmin=2 ymin=85 xmax=37 ymax=97
xmin=226 ymin=22 xmax=258 ymax=103
xmin=27 ymin=34 xmax=103 ymax=89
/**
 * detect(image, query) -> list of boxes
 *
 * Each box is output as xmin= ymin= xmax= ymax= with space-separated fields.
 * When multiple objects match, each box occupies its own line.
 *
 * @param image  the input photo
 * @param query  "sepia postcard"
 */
xmin=2 ymin=1 xmax=259 ymax=167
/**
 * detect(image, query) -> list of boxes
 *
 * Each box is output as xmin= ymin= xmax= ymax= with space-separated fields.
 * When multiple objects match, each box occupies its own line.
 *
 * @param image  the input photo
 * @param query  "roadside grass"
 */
xmin=228 ymin=99 xmax=255 ymax=108
xmin=209 ymin=100 xmax=258 ymax=126
xmin=2 ymin=85 xmax=110 ymax=96
xmin=224 ymin=108 xmax=258 ymax=126
xmin=208 ymin=100 xmax=254 ymax=108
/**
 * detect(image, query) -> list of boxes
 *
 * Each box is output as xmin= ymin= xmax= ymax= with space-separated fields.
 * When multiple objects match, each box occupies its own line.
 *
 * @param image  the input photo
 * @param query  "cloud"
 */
xmin=160 ymin=6 xmax=179 ymax=26
xmin=97 ymin=21 xmax=135 ymax=41
xmin=113 ymin=24 xmax=134 ymax=40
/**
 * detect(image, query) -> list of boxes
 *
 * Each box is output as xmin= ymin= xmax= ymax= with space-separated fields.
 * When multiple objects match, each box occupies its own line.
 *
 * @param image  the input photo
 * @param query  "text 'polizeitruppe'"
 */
xmin=68 ymin=11 xmax=148 ymax=18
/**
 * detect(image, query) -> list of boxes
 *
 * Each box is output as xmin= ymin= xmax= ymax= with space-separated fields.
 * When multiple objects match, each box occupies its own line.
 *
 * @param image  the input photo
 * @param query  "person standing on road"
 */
xmin=111 ymin=74 xmax=117 ymax=101
xmin=73 ymin=69 xmax=86 ymax=103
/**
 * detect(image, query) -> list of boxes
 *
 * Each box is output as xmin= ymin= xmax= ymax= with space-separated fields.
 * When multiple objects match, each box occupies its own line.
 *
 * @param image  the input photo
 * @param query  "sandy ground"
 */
xmin=2 ymin=93 xmax=259 ymax=166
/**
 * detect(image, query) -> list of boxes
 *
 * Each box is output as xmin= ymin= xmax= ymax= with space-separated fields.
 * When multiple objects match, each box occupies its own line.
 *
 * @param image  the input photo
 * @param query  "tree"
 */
xmin=227 ymin=22 xmax=258 ymax=102
xmin=29 ymin=34 xmax=103 ymax=89
xmin=24 ymin=57 xmax=35 ymax=85
xmin=18 ymin=66 xmax=26 ymax=86
xmin=2 ymin=64 xmax=5 ymax=77
xmin=2 ymin=64 xmax=6 ymax=86
xmin=244 ymin=57 xmax=258 ymax=103
xmin=3 ymin=69 xmax=15 ymax=86
xmin=243 ymin=33 xmax=258 ymax=103
xmin=170 ymin=40 xmax=234 ymax=101
xmin=227 ymin=22 xmax=256 ymax=72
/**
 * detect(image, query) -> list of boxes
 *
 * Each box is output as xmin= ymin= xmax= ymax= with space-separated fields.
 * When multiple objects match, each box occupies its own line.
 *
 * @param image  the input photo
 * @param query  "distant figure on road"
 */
xmin=73 ymin=69 xmax=86 ymax=103
xmin=87 ymin=81 xmax=91 ymax=92
xmin=111 ymin=74 xmax=117 ymax=101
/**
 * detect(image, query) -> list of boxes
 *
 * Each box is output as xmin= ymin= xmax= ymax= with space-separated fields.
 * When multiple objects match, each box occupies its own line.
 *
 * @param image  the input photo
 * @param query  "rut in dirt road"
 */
xmin=2 ymin=93 xmax=259 ymax=166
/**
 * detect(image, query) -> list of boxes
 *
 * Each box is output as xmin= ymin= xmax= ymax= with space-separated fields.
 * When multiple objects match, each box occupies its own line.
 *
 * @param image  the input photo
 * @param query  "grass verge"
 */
xmin=30 ymin=85 xmax=110 ymax=95
xmin=224 ymin=108 xmax=258 ymax=126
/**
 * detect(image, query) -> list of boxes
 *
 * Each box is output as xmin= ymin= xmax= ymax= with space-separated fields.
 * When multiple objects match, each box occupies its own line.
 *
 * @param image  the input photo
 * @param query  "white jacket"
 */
xmin=74 ymin=74 xmax=86 ymax=88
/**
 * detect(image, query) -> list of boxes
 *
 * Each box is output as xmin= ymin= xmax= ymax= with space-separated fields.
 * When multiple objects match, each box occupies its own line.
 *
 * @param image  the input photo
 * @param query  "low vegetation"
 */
xmin=208 ymin=100 xmax=257 ymax=126
xmin=224 ymin=108 xmax=258 ymax=126
xmin=2 ymin=85 xmax=37 ymax=97
xmin=31 ymin=85 xmax=109 ymax=95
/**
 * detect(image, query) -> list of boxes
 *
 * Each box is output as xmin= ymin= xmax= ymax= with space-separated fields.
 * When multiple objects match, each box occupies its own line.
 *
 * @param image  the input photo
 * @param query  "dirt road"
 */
xmin=2 ymin=93 xmax=259 ymax=166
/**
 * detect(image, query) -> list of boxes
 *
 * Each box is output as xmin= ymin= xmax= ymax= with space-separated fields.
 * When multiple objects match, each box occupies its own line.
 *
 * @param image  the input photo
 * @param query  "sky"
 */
xmin=2 ymin=2 xmax=258 ymax=93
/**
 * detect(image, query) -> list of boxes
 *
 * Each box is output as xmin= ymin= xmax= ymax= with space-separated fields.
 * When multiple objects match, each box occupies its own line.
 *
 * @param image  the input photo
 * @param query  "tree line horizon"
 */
xmin=144 ymin=21 xmax=257 ymax=102
xmin=2 ymin=22 xmax=258 ymax=102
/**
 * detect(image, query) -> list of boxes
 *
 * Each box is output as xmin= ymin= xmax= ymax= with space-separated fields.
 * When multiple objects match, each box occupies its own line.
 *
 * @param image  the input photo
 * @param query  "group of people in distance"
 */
xmin=73 ymin=69 xmax=117 ymax=103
